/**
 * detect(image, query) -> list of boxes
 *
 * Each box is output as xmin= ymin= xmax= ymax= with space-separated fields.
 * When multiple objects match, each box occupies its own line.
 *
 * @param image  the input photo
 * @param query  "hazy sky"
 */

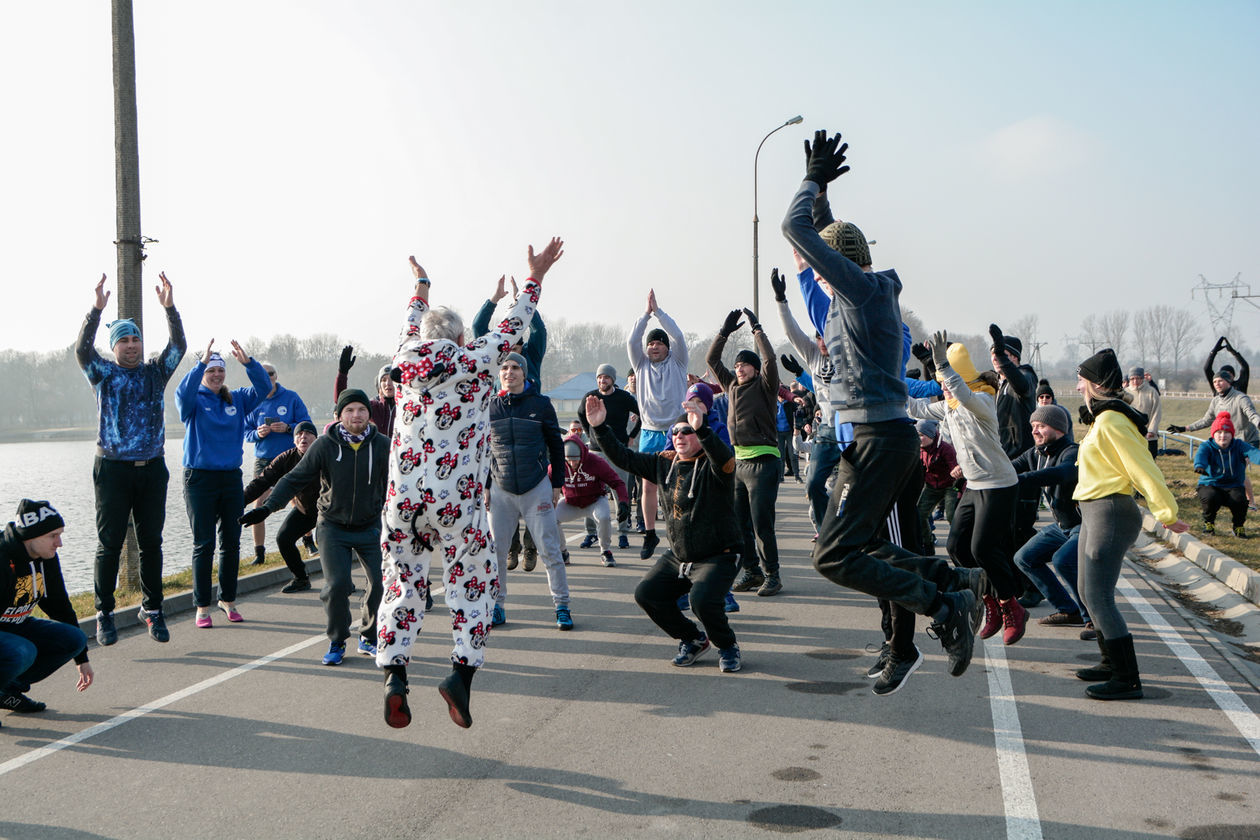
xmin=3 ymin=1 xmax=1257 ymax=366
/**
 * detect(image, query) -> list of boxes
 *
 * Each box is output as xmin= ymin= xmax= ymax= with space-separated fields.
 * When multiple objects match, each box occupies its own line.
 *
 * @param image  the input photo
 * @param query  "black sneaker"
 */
xmin=523 ymin=547 xmax=537 ymax=572
xmin=866 ymin=641 xmax=891 ymax=678
xmin=927 ymin=590 xmax=976 ymax=677
xmin=730 ymin=569 xmax=766 ymax=592
xmin=96 ymin=611 xmax=118 ymax=646
xmin=506 ymin=550 xmax=519 ymax=571
xmin=756 ymin=574 xmax=782 ymax=596
xmin=137 ymin=608 xmax=170 ymax=643
xmin=281 ymin=577 xmax=312 ymax=594
xmin=0 ymin=692 xmax=46 ymax=713
xmin=873 ymin=647 xmax=924 ymax=696
xmin=950 ymin=567 xmax=988 ymax=632
xmin=640 ymin=530 xmax=660 ymax=560
xmin=384 ymin=672 xmax=411 ymax=729
xmin=562 ymin=549 xmax=570 ymax=566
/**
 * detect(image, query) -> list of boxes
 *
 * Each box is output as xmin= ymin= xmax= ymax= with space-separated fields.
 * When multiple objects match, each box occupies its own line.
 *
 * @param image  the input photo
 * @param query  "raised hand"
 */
xmin=228 ymin=339 xmax=250 ymax=365
xmin=683 ymin=399 xmax=706 ymax=432
xmin=719 ymin=309 xmax=745 ymax=338
xmin=988 ymin=324 xmax=1006 ymax=354
xmin=647 ymin=288 xmax=658 ymax=314
xmin=94 ymin=274 xmax=110 ymax=311
xmin=805 ymin=129 xmax=850 ymax=187
xmin=584 ymin=394 xmax=607 ymax=427
xmin=770 ymin=268 xmax=787 ymax=302
xmin=491 ymin=275 xmax=507 ymax=303
xmin=929 ymin=330 xmax=950 ymax=369
xmin=201 ymin=339 xmax=216 ymax=365
xmin=742 ymin=307 xmax=761 ymax=333
xmin=339 ymin=345 xmax=356 ymax=374
xmin=911 ymin=342 xmax=932 ymax=364
xmin=780 ymin=354 xmax=804 ymax=377
xmin=409 ymin=256 xmax=428 ymax=282
xmin=526 ymin=236 xmax=565 ymax=281
xmin=155 ymin=272 xmax=174 ymax=308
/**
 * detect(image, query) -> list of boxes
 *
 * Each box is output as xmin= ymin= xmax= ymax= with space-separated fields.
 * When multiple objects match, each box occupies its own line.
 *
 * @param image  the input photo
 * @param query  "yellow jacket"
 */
xmin=1073 ymin=410 xmax=1178 ymax=524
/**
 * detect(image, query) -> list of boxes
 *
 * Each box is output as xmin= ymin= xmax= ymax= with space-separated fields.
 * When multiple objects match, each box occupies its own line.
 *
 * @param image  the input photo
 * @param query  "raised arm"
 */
xmin=154 ymin=272 xmax=187 ymax=378
xmin=75 ymin=274 xmax=108 ymax=378
xmin=654 ymin=304 xmax=689 ymax=371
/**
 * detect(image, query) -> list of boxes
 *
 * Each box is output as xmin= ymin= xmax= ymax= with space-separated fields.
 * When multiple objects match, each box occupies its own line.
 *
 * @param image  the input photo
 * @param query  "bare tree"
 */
xmin=1078 ymin=314 xmax=1104 ymax=353
xmin=1166 ymin=308 xmax=1200 ymax=375
xmin=1099 ymin=311 xmax=1129 ymax=361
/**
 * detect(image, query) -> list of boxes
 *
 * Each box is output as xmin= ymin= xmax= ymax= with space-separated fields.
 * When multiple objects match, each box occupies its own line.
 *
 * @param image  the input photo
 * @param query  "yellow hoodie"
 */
xmin=1073 ymin=410 xmax=1178 ymax=524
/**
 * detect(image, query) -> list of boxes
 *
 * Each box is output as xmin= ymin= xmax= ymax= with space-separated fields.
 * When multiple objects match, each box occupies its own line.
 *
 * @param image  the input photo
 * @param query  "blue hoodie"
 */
xmin=176 ymin=359 xmax=272 ymax=470
xmin=244 ymin=384 xmax=312 ymax=461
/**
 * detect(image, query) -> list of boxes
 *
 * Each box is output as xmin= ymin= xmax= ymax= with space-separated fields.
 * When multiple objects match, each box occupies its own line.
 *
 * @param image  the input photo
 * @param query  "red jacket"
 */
xmin=551 ymin=434 xmax=629 ymax=509
xmin=920 ymin=437 xmax=959 ymax=490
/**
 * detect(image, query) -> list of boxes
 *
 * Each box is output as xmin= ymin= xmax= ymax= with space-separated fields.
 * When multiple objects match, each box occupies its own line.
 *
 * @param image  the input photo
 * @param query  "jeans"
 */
xmin=777 ymin=429 xmax=799 ymax=477
xmin=735 ymin=454 xmax=781 ymax=575
xmin=490 ymin=478 xmax=570 ymax=607
xmin=947 ymin=485 xmax=1019 ymax=600
xmin=0 ymin=618 xmax=87 ymax=695
xmin=806 ymin=435 xmax=843 ymax=532
xmin=183 ymin=468 xmax=244 ymax=608
xmin=916 ymin=483 xmax=960 ymax=554
xmin=635 ymin=549 xmax=740 ymax=650
xmin=276 ymin=506 xmax=319 ymax=580
xmin=93 ymin=456 xmax=169 ymax=613
xmin=1077 ymin=494 xmax=1142 ymax=640
xmin=1013 ymin=523 xmax=1087 ymax=618
xmin=316 ymin=521 xmax=383 ymax=644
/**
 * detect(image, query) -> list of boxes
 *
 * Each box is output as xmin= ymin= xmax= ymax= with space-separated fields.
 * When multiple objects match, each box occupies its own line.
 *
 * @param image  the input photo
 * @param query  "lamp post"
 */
xmin=753 ymin=114 xmax=803 ymax=321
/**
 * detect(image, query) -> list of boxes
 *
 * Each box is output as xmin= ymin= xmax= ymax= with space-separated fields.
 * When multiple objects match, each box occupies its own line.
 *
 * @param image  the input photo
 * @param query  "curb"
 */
xmin=77 ymin=556 xmax=324 ymax=644
xmin=1143 ymin=512 xmax=1260 ymax=607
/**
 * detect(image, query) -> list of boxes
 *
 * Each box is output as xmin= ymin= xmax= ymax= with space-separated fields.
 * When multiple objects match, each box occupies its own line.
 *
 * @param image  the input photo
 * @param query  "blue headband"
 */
xmin=107 ymin=319 xmax=141 ymax=347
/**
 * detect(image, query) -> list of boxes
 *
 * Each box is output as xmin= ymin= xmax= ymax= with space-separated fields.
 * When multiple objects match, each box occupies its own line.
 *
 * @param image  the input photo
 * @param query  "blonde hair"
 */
xmin=1081 ymin=379 xmax=1130 ymax=409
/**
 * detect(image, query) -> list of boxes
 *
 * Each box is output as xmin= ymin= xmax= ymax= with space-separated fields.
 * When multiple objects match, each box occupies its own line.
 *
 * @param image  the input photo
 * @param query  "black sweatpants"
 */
xmin=947 ymin=485 xmax=1019 ymax=600
xmin=635 ymin=549 xmax=740 ymax=650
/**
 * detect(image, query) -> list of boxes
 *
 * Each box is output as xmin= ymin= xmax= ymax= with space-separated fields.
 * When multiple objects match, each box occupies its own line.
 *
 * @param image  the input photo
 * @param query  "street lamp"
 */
xmin=753 ymin=114 xmax=803 ymax=321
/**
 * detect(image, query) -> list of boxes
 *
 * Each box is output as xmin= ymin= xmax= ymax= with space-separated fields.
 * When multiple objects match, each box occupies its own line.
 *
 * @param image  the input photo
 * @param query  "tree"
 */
xmin=1078 ymin=314 xmax=1104 ymax=354
xmin=1166 ymin=308 xmax=1200 ymax=376
xmin=1099 ymin=311 xmax=1129 ymax=361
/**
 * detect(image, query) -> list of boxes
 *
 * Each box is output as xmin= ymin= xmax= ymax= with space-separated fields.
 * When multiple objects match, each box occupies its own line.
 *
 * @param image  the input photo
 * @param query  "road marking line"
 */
xmin=983 ymin=638 xmax=1044 ymax=840
xmin=1119 ymin=577 xmax=1260 ymax=758
xmin=0 ymin=633 xmax=328 ymax=778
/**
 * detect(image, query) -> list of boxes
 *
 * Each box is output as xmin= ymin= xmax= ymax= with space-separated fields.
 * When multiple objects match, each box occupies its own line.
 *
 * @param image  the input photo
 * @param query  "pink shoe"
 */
xmin=979 ymin=594 xmax=1002 ymax=640
xmin=196 ymin=612 xmax=213 ymax=629
xmin=218 ymin=601 xmax=244 ymax=623
xmin=1000 ymin=598 xmax=1028 ymax=646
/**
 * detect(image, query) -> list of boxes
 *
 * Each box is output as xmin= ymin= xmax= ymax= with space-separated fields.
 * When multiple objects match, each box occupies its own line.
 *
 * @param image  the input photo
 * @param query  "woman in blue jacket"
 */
xmin=175 ymin=340 xmax=271 ymax=628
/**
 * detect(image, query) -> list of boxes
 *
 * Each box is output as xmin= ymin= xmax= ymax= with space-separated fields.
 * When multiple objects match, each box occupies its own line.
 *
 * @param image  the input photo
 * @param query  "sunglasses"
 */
xmin=671 ymin=425 xmax=696 ymax=437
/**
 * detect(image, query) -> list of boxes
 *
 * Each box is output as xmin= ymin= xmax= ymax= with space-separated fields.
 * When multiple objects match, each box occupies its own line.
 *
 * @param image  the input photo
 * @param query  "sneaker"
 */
xmin=866 ymin=641 xmax=891 ymax=678
xmin=676 ymin=593 xmax=690 ymax=612
xmin=979 ymin=594 xmax=1002 ymax=640
xmin=281 ymin=577 xmax=312 ymax=594
xmin=951 ymin=568 xmax=988 ymax=632
xmin=562 ymin=549 xmax=571 ymax=566
xmin=1235 ymin=526 xmax=1249 ymax=539
xmin=0 ymin=693 xmax=46 ymax=713
xmin=555 ymin=605 xmax=574 ymax=631
xmin=618 ymin=534 xmax=630 ymax=550
xmin=640 ymin=530 xmax=660 ymax=560
xmin=195 ymin=611 xmax=213 ymax=629
xmin=927 ymin=590 xmax=976 ymax=677
xmin=756 ymin=574 xmax=782 ymax=597
xmin=1203 ymin=521 xmax=1216 ymax=534
xmin=302 ymin=535 xmax=318 ymax=556
xmin=507 ymin=550 xmax=519 ymax=571
xmin=250 ymin=545 xmax=266 ymax=566
xmin=96 ymin=611 xmax=118 ymax=646
xmin=635 ymin=517 xmax=646 ymax=533
xmin=580 ymin=534 xmax=598 ymax=549
xmin=1000 ymin=598 xmax=1029 ymax=646
xmin=384 ymin=672 xmax=411 ymax=729
xmin=672 ymin=634 xmax=711 ymax=666
xmin=724 ymin=593 xmax=740 ymax=613
xmin=1080 ymin=622 xmax=1098 ymax=641
xmin=491 ymin=604 xmax=506 ymax=626
xmin=358 ymin=637 xmax=377 ymax=657
xmin=1039 ymin=610 xmax=1085 ymax=627
xmin=601 ymin=550 xmax=616 ymax=567
xmin=873 ymin=646 xmax=924 ymax=696
xmin=730 ymin=569 xmax=766 ymax=593
xmin=218 ymin=601 xmax=244 ymax=623
xmin=322 ymin=641 xmax=346 ymax=666
xmin=137 ymin=608 xmax=170 ymax=643
xmin=523 ymin=547 xmax=538 ymax=572
xmin=718 ymin=645 xmax=742 ymax=673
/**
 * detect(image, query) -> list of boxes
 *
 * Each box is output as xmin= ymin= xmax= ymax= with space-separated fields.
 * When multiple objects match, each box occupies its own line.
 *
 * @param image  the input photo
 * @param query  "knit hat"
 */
xmin=645 ymin=328 xmax=670 ymax=348
xmin=915 ymin=418 xmax=939 ymax=439
xmin=943 ymin=343 xmax=980 ymax=383
xmin=596 ymin=363 xmax=617 ymax=380
xmin=503 ymin=352 xmax=528 ymax=376
xmin=205 ymin=353 xmax=226 ymax=370
xmin=685 ymin=382 xmax=714 ymax=413
xmin=819 ymin=220 xmax=872 ymax=267
xmin=734 ymin=349 xmax=761 ymax=371
xmin=1215 ymin=365 xmax=1236 ymax=384
xmin=1002 ymin=335 xmax=1023 ymax=359
xmin=1077 ymin=348 xmax=1123 ymax=390
xmin=1128 ymin=366 xmax=1145 ymax=379
xmin=564 ymin=439 xmax=583 ymax=458
xmin=335 ymin=388 xmax=371 ymax=416
xmin=107 ymin=318 xmax=141 ymax=347
xmin=378 ymin=364 xmax=393 ymax=383
xmin=13 ymin=499 xmax=64 ymax=540
xmin=1030 ymin=404 xmax=1070 ymax=435
xmin=292 ymin=420 xmax=318 ymax=437
xmin=1036 ymin=378 xmax=1054 ymax=399
xmin=1211 ymin=411 xmax=1235 ymax=437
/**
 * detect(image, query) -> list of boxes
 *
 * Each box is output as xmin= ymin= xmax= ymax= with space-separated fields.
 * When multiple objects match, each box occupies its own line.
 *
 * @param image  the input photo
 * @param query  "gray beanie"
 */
xmin=915 ymin=418 xmax=939 ymax=439
xmin=1030 ymin=404 xmax=1070 ymax=435
xmin=596 ymin=363 xmax=617 ymax=380
xmin=504 ymin=352 xmax=528 ymax=376
xmin=1128 ymin=366 xmax=1145 ymax=379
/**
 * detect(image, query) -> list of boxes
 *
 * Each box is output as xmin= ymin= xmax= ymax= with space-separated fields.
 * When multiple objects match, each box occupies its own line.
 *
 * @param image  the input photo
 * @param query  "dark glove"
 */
xmin=1194 ymin=466 xmax=1207 ymax=475
xmin=770 ymin=268 xmax=787 ymax=302
xmin=780 ymin=354 xmax=804 ymax=377
xmin=805 ymin=129 xmax=850 ymax=187
xmin=988 ymin=324 xmax=1006 ymax=356
xmin=617 ymin=501 xmax=631 ymax=524
xmin=929 ymin=330 xmax=950 ymax=370
xmin=911 ymin=342 xmax=932 ymax=365
xmin=239 ymin=507 xmax=270 ymax=527
xmin=1167 ymin=424 xmax=1186 ymax=434
xmin=1079 ymin=405 xmax=1095 ymax=425
xmin=719 ymin=309 xmax=744 ymax=338
xmin=338 ymin=345 xmax=356 ymax=375
xmin=742 ymin=307 xmax=762 ymax=333
xmin=1216 ymin=336 xmax=1229 ymax=350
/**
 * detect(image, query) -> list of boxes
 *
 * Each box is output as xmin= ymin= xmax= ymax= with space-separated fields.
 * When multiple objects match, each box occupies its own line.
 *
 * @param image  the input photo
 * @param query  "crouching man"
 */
xmin=583 ymin=393 xmax=744 ymax=672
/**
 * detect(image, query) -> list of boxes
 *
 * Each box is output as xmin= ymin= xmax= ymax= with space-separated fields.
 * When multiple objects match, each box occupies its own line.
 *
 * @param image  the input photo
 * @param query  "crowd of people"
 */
xmin=13 ymin=126 xmax=1257 ymax=734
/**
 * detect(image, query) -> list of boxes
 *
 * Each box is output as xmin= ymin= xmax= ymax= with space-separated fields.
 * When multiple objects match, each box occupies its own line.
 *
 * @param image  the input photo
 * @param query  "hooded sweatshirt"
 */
xmin=176 ymin=358 xmax=273 ymax=470
xmin=1184 ymin=387 xmax=1260 ymax=445
xmin=552 ymin=434 xmax=629 ymax=509
xmin=627 ymin=308 xmax=690 ymax=432
xmin=1194 ymin=437 xmax=1260 ymax=489
xmin=262 ymin=421 xmax=390 ymax=530
xmin=0 ymin=524 xmax=88 ymax=665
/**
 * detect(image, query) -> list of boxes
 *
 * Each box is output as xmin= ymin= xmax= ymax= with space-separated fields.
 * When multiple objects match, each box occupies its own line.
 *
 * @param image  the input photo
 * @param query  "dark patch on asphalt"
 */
xmin=786 ymin=680 xmax=866 ymax=695
xmin=804 ymin=649 xmax=861 ymax=660
xmin=747 ymin=805 xmax=842 ymax=833
xmin=1215 ymin=792 xmax=1245 ymax=802
xmin=1178 ymin=826 xmax=1260 ymax=839
xmin=808 ymin=743 xmax=826 ymax=749
xmin=771 ymin=766 xmax=822 ymax=781
xmin=1145 ymin=817 xmax=1172 ymax=829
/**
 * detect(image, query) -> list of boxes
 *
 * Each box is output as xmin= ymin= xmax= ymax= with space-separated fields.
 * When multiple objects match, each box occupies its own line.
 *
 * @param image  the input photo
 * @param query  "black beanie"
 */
xmin=1078 ymin=348 xmax=1123 ymax=390
xmin=1003 ymin=335 xmax=1023 ymax=359
xmin=646 ymin=328 xmax=670 ymax=349
xmin=734 ymin=349 xmax=761 ymax=371
xmin=335 ymin=388 xmax=371 ymax=416
xmin=1036 ymin=378 xmax=1054 ymax=399
xmin=1216 ymin=365 xmax=1236 ymax=384
xmin=14 ymin=499 xmax=65 ymax=540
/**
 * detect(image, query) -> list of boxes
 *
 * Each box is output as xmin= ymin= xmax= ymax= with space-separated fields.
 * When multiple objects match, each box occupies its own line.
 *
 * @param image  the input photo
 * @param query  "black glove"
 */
xmin=911 ymin=342 xmax=932 ymax=365
xmin=1216 ymin=336 xmax=1229 ymax=350
xmin=988 ymin=323 xmax=1006 ymax=356
xmin=1079 ymin=405 xmax=1095 ymax=426
xmin=780 ymin=354 xmax=804 ymax=377
xmin=1194 ymin=466 xmax=1207 ymax=475
xmin=805 ymin=129 xmax=851 ymax=187
xmin=617 ymin=501 xmax=631 ymax=524
xmin=1167 ymin=424 xmax=1186 ymax=434
xmin=719 ymin=309 xmax=744 ymax=338
xmin=742 ymin=307 xmax=762 ymax=333
xmin=338 ymin=345 xmax=356 ymax=375
xmin=770 ymin=268 xmax=787 ymax=302
xmin=239 ymin=507 xmax=270 ymax=527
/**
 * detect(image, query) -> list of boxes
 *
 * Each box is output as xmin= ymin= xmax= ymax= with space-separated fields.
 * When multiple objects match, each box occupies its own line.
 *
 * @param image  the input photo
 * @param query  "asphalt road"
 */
xmin=1 ymin=494 xmax=1258 ymax=840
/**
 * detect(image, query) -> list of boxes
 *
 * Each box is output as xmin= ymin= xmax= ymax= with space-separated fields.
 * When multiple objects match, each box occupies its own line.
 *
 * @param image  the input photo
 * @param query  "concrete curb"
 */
xmin=1143 ymin=511 xmax=1260 ymax=607
xmin=76 ymin=556 xmax=324 ymax=643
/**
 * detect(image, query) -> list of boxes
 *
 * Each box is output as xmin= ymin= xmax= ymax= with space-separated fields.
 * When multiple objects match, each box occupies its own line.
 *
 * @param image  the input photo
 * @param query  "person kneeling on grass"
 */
xmin=583 ymin=393 xmax=744 ymax=672
xmin=1193 ymin=411 xmax=1260 ymax=538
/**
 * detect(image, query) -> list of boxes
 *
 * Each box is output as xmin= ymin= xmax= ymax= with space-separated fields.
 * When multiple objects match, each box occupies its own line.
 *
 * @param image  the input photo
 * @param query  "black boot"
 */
xmin=438 ymin=663 xmax=477 ymax=728
xmin=1075 ymin=633 xmax=1112 ymax=681
xmin=1086 ymin=634 xmax=1143 ymax=700
xmin=383 ymin=666 xmax=411 ymax=729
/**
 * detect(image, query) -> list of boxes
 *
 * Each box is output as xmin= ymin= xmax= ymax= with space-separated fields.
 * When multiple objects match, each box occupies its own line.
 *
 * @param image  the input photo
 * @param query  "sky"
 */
xmin=3 ymin=1 xmax=1258 ymax=368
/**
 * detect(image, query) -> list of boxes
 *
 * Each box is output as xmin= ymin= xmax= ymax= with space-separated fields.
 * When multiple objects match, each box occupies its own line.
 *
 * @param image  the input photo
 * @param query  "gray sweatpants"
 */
xmin=490 ymin=478 xmax=570 ymax=607
xmin=1077 ymin=494 xmax=1142 ymax=640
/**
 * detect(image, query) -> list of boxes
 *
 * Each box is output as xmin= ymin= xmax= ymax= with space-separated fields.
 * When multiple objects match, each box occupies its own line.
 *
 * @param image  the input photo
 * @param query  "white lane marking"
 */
xmin=1119 ymin=577 xmax=1260 ymax=758
xmin=983 ymin=638 xmax=1044 ymax=840
xmin=0 ymin=632 xmax=328 ymax=778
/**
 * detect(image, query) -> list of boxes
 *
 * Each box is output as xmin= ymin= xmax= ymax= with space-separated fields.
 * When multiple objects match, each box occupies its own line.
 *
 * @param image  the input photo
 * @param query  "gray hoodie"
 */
xmin=907 ymin=364 xmax=1017 ymax=491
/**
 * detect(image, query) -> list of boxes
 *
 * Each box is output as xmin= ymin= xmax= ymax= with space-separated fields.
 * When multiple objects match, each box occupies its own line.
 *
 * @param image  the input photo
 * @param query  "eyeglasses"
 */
xmin=671 ymin=425 xmax=696 ymax=437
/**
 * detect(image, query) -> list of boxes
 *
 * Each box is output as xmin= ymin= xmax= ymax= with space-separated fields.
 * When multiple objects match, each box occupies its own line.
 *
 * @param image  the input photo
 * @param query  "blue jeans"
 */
xmin=806 ymin=435 xmax=843 ymax=531
xmin=184 ymin=468 xmax=245 ymax=607
xmin=0 ymin=618 xmax=87 ymax=695
xmin=1013 ymin=523 xmax=1088 ymax=619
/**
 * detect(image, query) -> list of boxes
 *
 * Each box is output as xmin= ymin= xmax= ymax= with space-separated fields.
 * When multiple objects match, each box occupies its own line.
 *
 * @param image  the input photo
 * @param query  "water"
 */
xmin=0 ymin=438 xmax=250 ymax=596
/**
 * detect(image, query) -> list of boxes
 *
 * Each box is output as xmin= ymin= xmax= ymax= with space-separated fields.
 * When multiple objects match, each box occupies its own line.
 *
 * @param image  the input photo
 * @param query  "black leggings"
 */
xmin=276 ymin=506 xmax=319 ymax=580
xmin=947 ymin=485 xmax=1019 ymax=600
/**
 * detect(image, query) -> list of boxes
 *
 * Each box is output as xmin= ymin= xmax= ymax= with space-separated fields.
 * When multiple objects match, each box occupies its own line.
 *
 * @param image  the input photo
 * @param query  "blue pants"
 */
xmin=806 ymin=436 xmax=843 ymax=532
xmin=0 ymin=618 xmax=87 ymax=695
xmin=1013 ymin=523 xmax=1088 ymax=619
